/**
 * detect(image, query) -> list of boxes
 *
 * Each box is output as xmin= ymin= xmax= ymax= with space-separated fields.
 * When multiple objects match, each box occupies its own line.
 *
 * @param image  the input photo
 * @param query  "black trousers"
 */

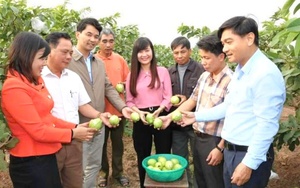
xmin=9 ymin=153 xmax=62 ymax=188
xmin=101 ymin=117 xmax=126 ymax=178
xmin=132 ymin=106 xmax=172 ymax=188
xmin=193 ymin=133 xmax=224 ymax=188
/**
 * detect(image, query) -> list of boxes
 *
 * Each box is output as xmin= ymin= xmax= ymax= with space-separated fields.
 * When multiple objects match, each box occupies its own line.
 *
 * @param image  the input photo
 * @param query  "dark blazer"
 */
xmin=168 ymin=58 xmax=205 ymax=130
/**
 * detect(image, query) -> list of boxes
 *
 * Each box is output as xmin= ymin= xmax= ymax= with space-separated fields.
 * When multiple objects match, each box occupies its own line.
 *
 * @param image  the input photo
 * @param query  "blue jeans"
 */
xmin=172 ymin=128 xmax=196 ymax=188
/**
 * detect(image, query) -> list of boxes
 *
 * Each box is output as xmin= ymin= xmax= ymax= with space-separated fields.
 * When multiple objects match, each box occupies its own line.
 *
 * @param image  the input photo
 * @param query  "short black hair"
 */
xmin=196 ymin=33 xmax=224 ymax=56
xmin=170 ymin=36 xmax=191 ymax=50
xmin=77 ymin=18 xmax=102 ymax=34
xmin=217 ymin=16 xmax=259 ymax=46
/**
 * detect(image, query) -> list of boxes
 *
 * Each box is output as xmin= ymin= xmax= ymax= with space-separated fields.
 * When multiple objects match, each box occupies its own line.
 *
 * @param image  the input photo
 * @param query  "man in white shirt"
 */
xmin=42 ymin=32 xmax=111 ymax=188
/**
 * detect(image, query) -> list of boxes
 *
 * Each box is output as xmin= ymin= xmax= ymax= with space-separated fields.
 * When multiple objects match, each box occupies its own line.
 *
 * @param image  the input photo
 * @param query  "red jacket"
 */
xmin=1 ymin=71 xmax=75 ymax=157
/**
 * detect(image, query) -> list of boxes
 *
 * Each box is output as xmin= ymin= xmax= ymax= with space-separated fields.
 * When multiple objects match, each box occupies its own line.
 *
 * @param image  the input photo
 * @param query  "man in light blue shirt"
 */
xmin=179 ymin=16 xmax=286 ymax=188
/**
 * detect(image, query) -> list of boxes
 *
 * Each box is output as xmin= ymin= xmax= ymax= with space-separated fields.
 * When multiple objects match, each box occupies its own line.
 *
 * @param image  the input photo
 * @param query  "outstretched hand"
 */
xmin=179 ymin=111 xmax=196 ymax=127
xmin=72 ymin=125 xmax=97 ymax=141
xmin=99 ymin=112 xmax=113 ymax=128
xmin=159 ymin=115 xmax=172 ymax=129
xmin=121 ymin=107 xmax=133 ymax=119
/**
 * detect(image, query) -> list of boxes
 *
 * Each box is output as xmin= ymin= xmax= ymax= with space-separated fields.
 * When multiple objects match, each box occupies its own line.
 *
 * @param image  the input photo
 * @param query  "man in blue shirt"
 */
xmin=179 ymin=16 xmax=286 ymax=188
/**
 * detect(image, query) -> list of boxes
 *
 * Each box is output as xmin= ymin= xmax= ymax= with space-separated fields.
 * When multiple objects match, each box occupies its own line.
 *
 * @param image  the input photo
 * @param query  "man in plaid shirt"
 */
xmin=161 ymin=33 xmax=232 ymax=188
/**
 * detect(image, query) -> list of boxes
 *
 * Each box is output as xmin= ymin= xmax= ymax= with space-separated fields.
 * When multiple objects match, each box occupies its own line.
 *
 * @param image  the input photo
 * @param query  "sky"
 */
xmin=27 ymin=0 xmax=289 ymax=46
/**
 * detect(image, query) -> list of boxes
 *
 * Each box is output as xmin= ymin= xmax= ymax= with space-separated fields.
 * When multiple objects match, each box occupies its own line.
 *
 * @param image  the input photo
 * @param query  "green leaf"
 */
xmin=294 ymin=3 xmax=300 ymax=14
xmin=294 ymin=33 xmax=300 ymax=57
xmin=282 ymin=0 xmax=295 ymax=15
xmin=283 ymin=130 xmax=295 ymax=143
xmin=288 ymin=142 xmax=296 ymax=151
xmin=284 ymin=32 xmax=299 ymax=46
xmin=286 ymin=26 xmax=300 ymax=32
xmin=296 ymin=108 xmax=300 ymax=123
xmin=277 ymin=127 xmax=291 ymax=133
xmin=10 ymin=6 xmax=19 ymax=15
xmin=269 ymin=29 xmax=288 ymax=47
xmin=286 ymin=18 xmax=300 ymax=28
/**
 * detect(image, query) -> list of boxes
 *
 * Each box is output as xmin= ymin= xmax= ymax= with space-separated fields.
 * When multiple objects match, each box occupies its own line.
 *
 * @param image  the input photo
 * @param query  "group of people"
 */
xmin=1 ymin=15 xmax=286 ymax=188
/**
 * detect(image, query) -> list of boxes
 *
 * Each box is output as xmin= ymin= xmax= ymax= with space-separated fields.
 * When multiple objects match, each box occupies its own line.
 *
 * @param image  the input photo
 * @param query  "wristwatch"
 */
xmin=216 ymin=145 xmax=224 ymax=153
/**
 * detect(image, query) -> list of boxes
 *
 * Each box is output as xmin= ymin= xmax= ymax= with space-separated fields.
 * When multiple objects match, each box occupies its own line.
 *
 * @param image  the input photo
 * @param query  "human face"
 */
xmin=137 ymin=46 xmax=153 ymax=67
xmin=221 ymin=29 xmax=253 ymax=66
xmin=32 ymin=48 xmax=47 ymax=79
xmin=48 ymin=38 xmax=73 ymax=72
xmin=76 ymin=25 xmax=100 ymax=54
xmin=172 ymin=45 xmax=192 ymax=65
xmin=98 ymin=34 xmax=114 ymax=57
xmin=199 ymin=49 xmax=225 ymax=75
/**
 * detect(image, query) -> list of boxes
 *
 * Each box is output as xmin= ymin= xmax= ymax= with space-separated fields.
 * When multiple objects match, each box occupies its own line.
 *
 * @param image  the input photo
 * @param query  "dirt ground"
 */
xmin=0 ymin=107 xmax=299 ymax=188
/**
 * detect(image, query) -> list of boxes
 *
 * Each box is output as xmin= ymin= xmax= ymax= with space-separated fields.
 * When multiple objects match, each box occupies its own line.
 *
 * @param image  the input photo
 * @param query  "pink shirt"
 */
xmin=126 ymin=66 xmax=172 ymax=111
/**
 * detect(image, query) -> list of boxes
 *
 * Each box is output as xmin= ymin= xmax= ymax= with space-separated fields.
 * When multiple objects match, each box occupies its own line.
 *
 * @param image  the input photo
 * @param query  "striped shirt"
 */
xmin=191 ymin=65 xmax=233 ymax=136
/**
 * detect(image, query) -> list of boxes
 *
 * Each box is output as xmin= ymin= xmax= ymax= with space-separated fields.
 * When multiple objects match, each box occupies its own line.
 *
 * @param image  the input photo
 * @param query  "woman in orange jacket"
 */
xmin=1 ymin=32 xmax=97 ymax=188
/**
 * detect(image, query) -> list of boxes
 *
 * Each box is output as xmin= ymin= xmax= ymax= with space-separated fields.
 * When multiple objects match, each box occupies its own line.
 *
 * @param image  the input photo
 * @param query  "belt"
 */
xmin=194 ymin=131 xmax=211 ymax=138
xmin=224 ymin=141 xmax=248 ymax=152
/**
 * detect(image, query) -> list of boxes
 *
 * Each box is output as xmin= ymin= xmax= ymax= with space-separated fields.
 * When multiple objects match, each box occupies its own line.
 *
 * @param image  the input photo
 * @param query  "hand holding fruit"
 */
xmin=171 ymin=110 xmax=183 ymax=123
xmin=97 ymin=112 xmax=112 ymax=128
xmin=170 ymin=95 xmax=186 ymax=107
xmin=153 ymin=117 xmax=163 ymax=130
xmin=130 ymin=112 xmax=140 ymax=122
xmin=158 ymin=115 xmax=172 ymax=130
xmin=137 ymin=110 xmax=149 ymax=124
xmin=145 ymin=113 xmax=155 ymax=125
xmin=72 ymin=125 xmax=98 ymax=141
xmin=121 ymin=106 xmax=134 ymax=119
xmin=108 ymin=115 xmax=121 ymax=127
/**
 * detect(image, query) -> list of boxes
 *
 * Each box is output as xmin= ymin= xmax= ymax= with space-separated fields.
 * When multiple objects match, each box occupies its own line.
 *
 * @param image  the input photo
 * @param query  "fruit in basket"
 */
xmin=157 ymin=156 xmax=167 ymax=166
xmin=142 ymin=154 xmax=188 ymax=182
xmin=147 ymin=158 xmax=157 ymax=167
xmin=155 ymin=162 xmax=163 ymax=170
xmin=165 ymin=160 xmax=174 ymax=170
xmin=171 ymin=158 xmax=180 ymax=165
xmin=173 ymin=163 xmax=183 ymax=170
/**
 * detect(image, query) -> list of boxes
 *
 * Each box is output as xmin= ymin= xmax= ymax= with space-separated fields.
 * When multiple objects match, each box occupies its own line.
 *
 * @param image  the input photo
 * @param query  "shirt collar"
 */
xmin=235 ymin=49 xmax=260 ymax=79
xmin=73 ymin=46 xmax=94 ymax=61
xmin=96 ymin=50 xmax=113 ymax=60
xmin=42 ymin=66 xmax=68 ymax=77
xmin=210 ymin=65 xmax=230 ymax=84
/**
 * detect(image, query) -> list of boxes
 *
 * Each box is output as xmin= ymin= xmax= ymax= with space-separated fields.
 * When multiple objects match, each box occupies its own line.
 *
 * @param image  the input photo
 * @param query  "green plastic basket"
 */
xmin=142 ymin=153 xmax=188 ymax=182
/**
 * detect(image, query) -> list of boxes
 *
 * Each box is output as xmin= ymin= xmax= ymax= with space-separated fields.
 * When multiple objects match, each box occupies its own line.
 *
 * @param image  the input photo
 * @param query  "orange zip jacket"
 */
xmin=1 ymin=71 xmax=75 ymax=157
